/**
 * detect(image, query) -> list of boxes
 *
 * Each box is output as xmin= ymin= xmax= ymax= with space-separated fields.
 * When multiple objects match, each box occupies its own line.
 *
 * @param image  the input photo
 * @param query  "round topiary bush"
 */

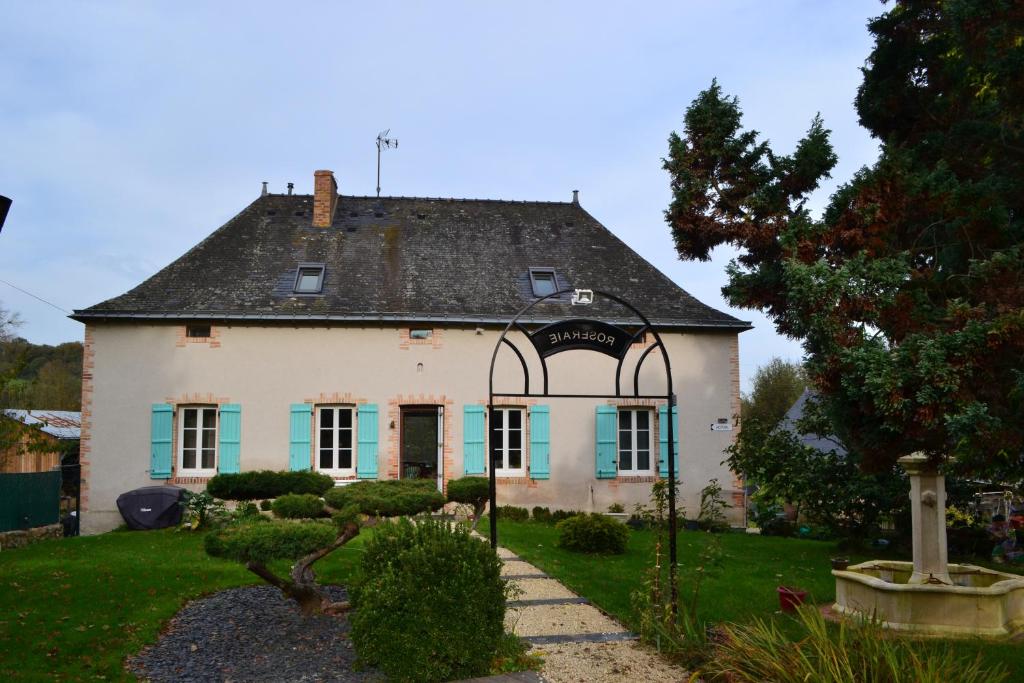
xmin=323 ymin=480 xmax=445 ymax=518
xmin=271 ymin=493 xmax=324 ymax=519
xmin=556 ymin=513 xmax=629 ymax=554
xmin=259 ymin=499 xmax=273 ymax=511
xmin=349 ymin=517 xmax=510 ymax=682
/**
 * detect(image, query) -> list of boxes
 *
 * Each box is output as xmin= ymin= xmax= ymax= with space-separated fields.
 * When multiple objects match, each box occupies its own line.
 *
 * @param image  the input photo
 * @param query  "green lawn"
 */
xmin=492 ymin=519 xmax=1024 ymax=677
xmin=3 ymin=523 xmax=1022 ymax=680
xmin=0 ymin=529 xmax=370 ymax=681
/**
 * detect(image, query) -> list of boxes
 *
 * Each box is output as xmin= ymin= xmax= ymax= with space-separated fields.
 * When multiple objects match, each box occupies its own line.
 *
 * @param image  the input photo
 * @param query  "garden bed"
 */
xmin=128 ymin=585 xmax=377 ymax=682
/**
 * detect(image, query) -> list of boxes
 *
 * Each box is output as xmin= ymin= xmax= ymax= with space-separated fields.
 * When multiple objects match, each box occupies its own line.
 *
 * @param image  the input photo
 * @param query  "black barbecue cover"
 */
xmin=116 ymin=486 xmax=186 ymax=530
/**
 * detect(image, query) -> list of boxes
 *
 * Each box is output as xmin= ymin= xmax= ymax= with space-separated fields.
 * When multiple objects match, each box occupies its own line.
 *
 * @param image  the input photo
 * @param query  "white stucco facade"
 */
xmin=80 ymin=321 xmax=744 ymax=534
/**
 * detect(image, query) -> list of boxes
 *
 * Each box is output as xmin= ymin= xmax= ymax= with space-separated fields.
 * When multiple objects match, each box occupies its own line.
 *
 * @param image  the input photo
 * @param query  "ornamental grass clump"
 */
xmin=349 ymin=517 xmax=512 ymax=683
xmin=271 ymin=493 xmax=324 ymax=519
xmin=701 ymin=606 xmax=1008 ymax=683
xmin=557 ymin=512 xmax=628 ymax=554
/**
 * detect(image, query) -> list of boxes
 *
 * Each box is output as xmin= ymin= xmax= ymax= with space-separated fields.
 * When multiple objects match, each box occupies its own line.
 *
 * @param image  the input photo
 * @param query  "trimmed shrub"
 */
xmin=532 ymin=506 xmax=551 ymax=523
xmin=272 ymin=493 xmax=325 ymax=519
xmin=446 ymin=476 xmax=489 ymax=507
xmin=498 ymin=505 xmax=529 ymax=522
xmin=550 ymin=509 xmax=583 ymax=524
xmin=350 ymin=518 xmax=510 ymax=682
xmin=235 ymin=501 xmax=261 ymax=518
xmin=259 ymin=499 xmax=273 ymax=511
xmin=206 ymin=470 xmax=334 ymax=500
xmin=447 ymin=476 xmax=490 ymax=530
xmin=323 ymin=479 xmax=445 ymax=517
xmin=557 ymin=513 xmax=629 ymax=554
xmin=205 ymin=520 xmax=338 ymax=564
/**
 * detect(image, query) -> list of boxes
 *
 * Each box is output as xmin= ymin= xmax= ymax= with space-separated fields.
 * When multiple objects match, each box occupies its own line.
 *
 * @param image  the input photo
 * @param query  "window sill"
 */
xmin=317 ymin=469 xmax=356 ymax=478
xmin=495 ymin=471 xmax=526 ymax=478
xmin=178 ymin=469 xmax=217 ymax=479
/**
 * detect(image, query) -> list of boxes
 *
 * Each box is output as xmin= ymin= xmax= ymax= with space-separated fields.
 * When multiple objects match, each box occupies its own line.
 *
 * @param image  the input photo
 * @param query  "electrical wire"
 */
xmin=0 ymin=277 xmax=71 ymax=314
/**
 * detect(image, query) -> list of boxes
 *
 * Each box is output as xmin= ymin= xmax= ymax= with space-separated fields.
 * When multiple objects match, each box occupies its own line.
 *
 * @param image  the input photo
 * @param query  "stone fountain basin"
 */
xmin=833 ymin=560 xmax=1024 ymax=637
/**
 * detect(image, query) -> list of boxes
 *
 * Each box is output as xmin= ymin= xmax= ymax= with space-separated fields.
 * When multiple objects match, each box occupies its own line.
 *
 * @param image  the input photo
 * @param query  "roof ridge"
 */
xmin=265 ymin=193 xmax=575 ymax=205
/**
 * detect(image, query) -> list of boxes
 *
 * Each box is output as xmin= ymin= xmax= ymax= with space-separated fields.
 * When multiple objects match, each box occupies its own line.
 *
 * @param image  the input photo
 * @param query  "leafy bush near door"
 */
xmin=206 ymin=470 xmax=335 ymax=500
xmin=557 ymin=513 xmax=629 ymax=554
xmin=349 ymin=517 xmax=512 ymax=683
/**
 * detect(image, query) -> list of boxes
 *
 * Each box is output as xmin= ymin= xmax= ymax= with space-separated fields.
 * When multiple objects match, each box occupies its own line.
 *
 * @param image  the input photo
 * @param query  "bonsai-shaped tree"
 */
xmin=205 ymin=479 xmax=444 ymax=615
xmin=446 ymin=476 xmax=490 ymax=531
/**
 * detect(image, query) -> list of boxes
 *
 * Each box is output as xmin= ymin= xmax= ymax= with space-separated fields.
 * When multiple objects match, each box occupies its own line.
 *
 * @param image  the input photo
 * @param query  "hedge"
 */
xmin=206 ymin=470 xmax=334 ymax=500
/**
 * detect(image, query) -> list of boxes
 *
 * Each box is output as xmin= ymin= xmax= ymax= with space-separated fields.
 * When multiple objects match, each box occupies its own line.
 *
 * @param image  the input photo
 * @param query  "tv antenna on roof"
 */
xmin=376 ymin=129 xmax=398 ymax=198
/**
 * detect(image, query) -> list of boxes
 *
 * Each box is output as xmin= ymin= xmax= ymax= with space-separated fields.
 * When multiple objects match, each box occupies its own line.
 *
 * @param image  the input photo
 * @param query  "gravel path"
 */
xmin=127 ymin=585 xmax=379 ymax=683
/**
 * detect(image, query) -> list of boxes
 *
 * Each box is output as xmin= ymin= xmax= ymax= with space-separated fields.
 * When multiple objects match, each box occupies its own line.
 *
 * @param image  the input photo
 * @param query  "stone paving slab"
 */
xmin=507 ymin=578 xmax=579 ymax=600
xmin=503 ymin=573 xmax=551 ymax=580
xmin=524 ymin=632 xmax=638 ymax=645
xmin=452 ymin=671 xmax=544 ymax=683
xmin=507 ymin=597 xmax=590 ymax=607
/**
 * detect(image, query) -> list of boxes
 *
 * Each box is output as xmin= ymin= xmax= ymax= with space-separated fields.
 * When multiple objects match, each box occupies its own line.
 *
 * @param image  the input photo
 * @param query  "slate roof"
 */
xmin=3 ymin=409 xmax=82 ymax=440
xmin=779 ymin=389 xmax=847 ymax=456
xmin=73 ymin=194 xmax=750 ymax=329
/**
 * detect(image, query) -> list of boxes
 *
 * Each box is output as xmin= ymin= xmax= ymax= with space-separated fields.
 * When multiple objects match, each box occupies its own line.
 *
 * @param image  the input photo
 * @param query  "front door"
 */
xmin=400 ymin=406 xmax=443 ymax=490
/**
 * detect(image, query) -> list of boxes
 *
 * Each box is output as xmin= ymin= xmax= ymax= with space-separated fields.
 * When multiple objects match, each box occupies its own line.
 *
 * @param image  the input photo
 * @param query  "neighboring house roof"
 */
xmin=72 ymin=194 xmax=751 ymax=330
xmin=779 ymin=389 xmax=847 ymax=456
xmin=2 ymin=409 xmax=82 ymax=440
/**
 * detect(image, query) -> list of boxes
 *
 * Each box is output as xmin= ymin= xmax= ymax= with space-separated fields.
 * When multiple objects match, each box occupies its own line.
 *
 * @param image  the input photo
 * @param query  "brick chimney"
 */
xmin=312 ymin=170 xmax=338 ymax=227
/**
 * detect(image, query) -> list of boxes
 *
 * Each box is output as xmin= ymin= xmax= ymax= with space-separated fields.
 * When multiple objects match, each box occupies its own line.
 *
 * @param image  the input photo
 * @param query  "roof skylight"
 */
xmin=529 ymin=268 xmax=557 ymax=297
xmin=294 ymin=264 xmax=325 ymax=294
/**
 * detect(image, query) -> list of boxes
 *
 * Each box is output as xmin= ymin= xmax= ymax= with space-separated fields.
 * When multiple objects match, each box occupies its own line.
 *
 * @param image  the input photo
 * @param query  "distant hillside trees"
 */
xmin=0 ymin=306 xmax=82 ymax=411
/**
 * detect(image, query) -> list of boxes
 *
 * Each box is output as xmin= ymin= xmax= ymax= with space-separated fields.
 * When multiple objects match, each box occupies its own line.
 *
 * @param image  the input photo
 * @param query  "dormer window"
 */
xmin=529 ymin=268 xmax=557 ymax=297
xmin=294 ymin=264 xmax=325 ymax=294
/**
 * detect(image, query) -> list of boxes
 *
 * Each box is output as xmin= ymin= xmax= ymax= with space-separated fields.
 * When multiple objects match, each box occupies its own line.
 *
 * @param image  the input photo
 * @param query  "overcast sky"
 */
xmin=0 ymin=1 xmax=883 ymax=392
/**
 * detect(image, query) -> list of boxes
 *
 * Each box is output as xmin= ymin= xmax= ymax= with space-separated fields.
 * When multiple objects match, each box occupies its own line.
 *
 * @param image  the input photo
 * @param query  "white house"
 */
xmin=73 ymin=170 xmax=750 ymax=534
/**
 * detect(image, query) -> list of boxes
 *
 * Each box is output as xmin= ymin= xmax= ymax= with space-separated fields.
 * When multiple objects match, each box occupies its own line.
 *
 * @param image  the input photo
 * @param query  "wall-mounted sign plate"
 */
xmin=711 ymin=423 xmax=733 ymax=432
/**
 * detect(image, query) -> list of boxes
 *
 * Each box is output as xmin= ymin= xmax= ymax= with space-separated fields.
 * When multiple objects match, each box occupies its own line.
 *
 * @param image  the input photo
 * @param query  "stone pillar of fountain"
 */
xmin=898 ymin=453 xmax=951 ymax=585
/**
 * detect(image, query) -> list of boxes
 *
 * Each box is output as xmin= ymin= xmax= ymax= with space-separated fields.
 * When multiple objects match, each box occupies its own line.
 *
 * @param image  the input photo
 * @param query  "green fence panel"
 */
xmin=0 ymin=471 xmax=62 ymax=532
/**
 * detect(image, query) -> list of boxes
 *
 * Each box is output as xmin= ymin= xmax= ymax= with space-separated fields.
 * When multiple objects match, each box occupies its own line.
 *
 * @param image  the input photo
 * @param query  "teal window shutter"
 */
xmin=218 ymin=404 xmax=241 ymax=474
xmin=595 ymin=405 xmax=617 ymax=479
xmin=289 ymin=403 xmax=312 ymax=471
xmin=463 ymin=405 xmax=485 ymax=474
xmin=150 ymin=404 xmax=173 ymax=479
xmin=357 ymin=404 xmax=379 ymax=479
xmin=659 ymin=405 xmax=680 ymax=479
xmin=529 ymin=405 xmax=550 ymax=480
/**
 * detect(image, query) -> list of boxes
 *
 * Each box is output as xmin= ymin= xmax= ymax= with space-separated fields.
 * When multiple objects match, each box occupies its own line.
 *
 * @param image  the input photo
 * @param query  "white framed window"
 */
xmin=317 ymin=406 xmax=355 ymax=476
xmin=618 ymin=408 xmax=652 ymax=475
xmin=492 ymin=407 xmax=525 ymax=476
xmin=179 ymin=405 xmax=218 ymax=476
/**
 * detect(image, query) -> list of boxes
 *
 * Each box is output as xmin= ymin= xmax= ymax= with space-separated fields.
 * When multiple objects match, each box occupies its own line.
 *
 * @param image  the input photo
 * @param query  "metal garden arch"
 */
xmin=487 ymin=288 xmax=680 ymax=608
